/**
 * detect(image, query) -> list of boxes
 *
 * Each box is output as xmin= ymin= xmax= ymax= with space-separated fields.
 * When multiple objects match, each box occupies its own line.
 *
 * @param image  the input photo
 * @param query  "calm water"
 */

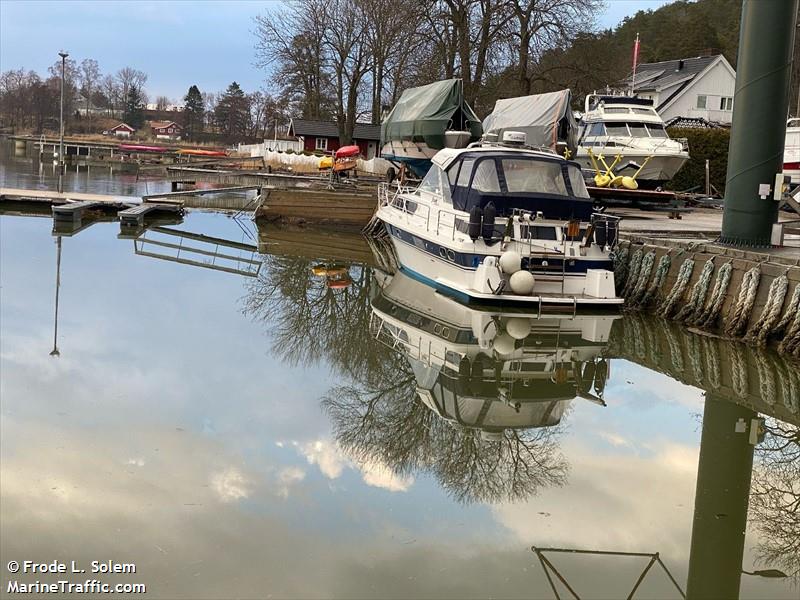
xmin=1 ymin=141 xmax=799 ymax=598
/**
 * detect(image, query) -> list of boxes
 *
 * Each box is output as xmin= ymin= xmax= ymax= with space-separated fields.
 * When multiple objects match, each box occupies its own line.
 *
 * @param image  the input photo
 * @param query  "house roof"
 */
xmin=289 ymin=118 xmax=381 ymax=141
xmin=150 ymin=120 xmax=181 ymax=130
xmin=110 ymin=123 xmax=135 ymax=131
xmin=627 ymin=55 xmax=721 ymax=92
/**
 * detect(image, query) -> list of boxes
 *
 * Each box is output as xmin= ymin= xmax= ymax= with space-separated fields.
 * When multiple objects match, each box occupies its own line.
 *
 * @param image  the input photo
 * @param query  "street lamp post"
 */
xmin=58 ymin=50 xmax=68 ymax=194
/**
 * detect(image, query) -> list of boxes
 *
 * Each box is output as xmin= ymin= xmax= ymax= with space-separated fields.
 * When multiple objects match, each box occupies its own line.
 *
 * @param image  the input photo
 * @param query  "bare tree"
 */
xmin=116 ymin=67 xmax=148 ymax=105
xmin=155 ymin=95 xmax=171 ymax=111
xmin=508 ymin=0 xmax=601 ymax=96
xmin=100 ymin=74 xmax=121 ymax=117
xmin=254 ymin=0 xmax=333 ymax=119
xmin=323 ymin=0 xmax=372 ymax=143
xmin=78 ymin=58 xmax=100 ymax=114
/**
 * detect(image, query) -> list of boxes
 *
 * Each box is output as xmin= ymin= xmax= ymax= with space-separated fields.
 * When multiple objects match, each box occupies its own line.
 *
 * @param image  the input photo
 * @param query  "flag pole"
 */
xmin=633 ymin=33 xmax=640 ymax=95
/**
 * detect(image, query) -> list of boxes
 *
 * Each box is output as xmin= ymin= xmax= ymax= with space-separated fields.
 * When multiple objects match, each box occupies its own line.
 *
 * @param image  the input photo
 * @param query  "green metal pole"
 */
xmin=720 ymin=0 xmax=799 ymax=247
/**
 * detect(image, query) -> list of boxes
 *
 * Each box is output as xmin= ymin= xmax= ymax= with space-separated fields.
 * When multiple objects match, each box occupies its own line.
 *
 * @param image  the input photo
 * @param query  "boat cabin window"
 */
xmin=632 ymin=107 xmax=657 ymax=115
xmin=628 ymin=123 xmax=649 ymax=137
xmin=605 ymin=122 xmax=630 ymax=136
xmin=417 ymin=165 xmax=452 ymax=203
xmin=646 ymin=124 xmax=668 ymax=138
xmin=587 ymin=122 xmax=605 ymax=137
xmin=567 ymin=165 xmax=590 ymax=198
xmin=604 ymin=107 xmax=629 ymax=114
xmin=503 ymin=158 xmax=566 ymax=196
xmin=472 ymin=160 xmax=501 ymax=193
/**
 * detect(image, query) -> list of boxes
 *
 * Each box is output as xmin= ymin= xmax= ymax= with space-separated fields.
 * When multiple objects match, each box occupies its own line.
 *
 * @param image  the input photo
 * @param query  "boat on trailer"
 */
xmin=380 ymin=79 xmax=483 ymax=178
xmin=374 ymin=131 xmax=624 ymax=308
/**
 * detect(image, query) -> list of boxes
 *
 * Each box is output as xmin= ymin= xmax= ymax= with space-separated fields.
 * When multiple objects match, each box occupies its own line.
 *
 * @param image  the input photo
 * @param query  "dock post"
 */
xmin=720 ymin=0 xmax=799 ymax=247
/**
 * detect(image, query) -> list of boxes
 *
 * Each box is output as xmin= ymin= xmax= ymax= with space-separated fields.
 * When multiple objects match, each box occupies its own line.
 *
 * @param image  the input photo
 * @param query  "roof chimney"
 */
xmin=677 ymin=59 xmax=685 ymax=71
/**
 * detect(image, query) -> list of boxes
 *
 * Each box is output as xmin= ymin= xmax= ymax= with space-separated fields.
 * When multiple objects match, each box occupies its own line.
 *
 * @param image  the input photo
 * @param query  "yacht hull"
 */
xmin=383 ymin=221 xmax=623 ymax=307
xmin=575 ymin=150 xmax=688 ymax=188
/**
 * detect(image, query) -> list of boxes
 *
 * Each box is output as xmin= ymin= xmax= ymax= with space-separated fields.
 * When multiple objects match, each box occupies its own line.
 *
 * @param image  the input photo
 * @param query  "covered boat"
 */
xmin=482 ymin=89 xmax=578 ymax=157
xmin=380 ymin=79 xmax=482 ymax=177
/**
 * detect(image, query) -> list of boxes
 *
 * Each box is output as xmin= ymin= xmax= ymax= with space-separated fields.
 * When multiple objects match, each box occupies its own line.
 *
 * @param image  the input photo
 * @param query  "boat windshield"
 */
xmin=446 ymin=153 xmax=591 ymax=218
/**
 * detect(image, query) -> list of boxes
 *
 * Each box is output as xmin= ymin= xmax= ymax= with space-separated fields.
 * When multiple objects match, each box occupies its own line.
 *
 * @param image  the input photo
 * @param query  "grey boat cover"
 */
xmin=381 ymin=79 xmax=483 ymax=148
xmin=482 ymin=90 xmax=578 ymax=153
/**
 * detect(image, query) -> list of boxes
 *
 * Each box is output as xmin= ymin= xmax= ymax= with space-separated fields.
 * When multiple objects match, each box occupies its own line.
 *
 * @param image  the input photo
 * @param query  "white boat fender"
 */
xmin=499 ymin=250 xmax=522 ymax=274
xmin=509 ymin=270 xmax=535 ymax=295
xmin=505 ymin=317 xmax=532 ymax=340
xmin=482 ymin=202 xmax=497 ymax=244
xmin=468 ymin=206 xmax=482 ymax=242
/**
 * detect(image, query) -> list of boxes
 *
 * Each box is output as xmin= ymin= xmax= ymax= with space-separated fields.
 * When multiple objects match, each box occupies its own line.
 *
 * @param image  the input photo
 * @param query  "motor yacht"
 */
xmin=575 ymin=95 xmax=689 ymax=188
xmin=374 ymin=132 xmax=624 ymax=308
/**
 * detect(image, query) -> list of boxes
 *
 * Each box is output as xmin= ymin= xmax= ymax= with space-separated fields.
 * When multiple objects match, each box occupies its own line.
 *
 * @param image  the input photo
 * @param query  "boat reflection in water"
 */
xmin=370 ymin=268 xmax=616 ymax=439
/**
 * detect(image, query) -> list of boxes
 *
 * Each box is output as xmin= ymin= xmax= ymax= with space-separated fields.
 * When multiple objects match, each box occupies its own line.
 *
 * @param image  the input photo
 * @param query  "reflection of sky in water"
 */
xmin=0 ymin=212 xmax=796 ymax=599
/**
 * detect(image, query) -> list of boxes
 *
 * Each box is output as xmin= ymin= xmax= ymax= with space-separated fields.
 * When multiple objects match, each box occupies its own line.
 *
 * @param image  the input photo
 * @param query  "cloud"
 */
xmin=275 ymin=466 xmax=306 ymax=499
xmin=297 ymin=438 xmax=413 ymax=493
xmin=491 ymin=440 xmax=699 ymax=563
xmin=299 ymin=439 xmax=347 ymax=479
xmin=360 ymin=461 xmax=413 ymax=492
xmin=211 ymin=467 xmax=251 ymax=503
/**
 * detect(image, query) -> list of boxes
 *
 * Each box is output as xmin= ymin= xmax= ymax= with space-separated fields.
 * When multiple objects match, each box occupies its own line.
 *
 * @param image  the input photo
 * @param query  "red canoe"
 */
xmin=118 ymin=144 xmax=168 ymax=153
xmin=335 ymin=145 xmax=360 ymax=158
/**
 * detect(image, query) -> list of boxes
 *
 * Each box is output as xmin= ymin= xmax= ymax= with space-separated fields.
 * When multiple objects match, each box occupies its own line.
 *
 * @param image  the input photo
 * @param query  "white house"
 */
xmin=620 ymin=55 xmax=737 ymax=125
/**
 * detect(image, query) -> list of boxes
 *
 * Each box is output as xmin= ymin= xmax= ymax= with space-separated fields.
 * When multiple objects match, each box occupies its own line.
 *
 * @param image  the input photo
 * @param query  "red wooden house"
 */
xmin=288 ymin=119 xmax=381 ymax=159
xmin=150 ymin=120 xmax=183 ymax=140
xmin=107 ymin=123 xmax=135 ymax=138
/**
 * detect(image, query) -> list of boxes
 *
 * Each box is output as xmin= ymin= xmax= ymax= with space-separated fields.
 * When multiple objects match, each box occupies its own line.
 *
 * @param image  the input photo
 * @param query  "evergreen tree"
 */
xmin=123 ymin=84 xmax=145 ymax=129
xmin=183 ymin=84 xmax=204 ymax=139
xmin=214 ymin=81 xmax=250 ymax=139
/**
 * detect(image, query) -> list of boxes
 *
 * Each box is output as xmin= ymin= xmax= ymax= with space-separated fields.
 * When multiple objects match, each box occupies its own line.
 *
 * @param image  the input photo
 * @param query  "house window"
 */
xmin=720 ymin=96 xmax=733 ymax=111
xmin=696 ymin=95 xmax=707 ymax=109
xmin=315 ymin=137 xmax=328 ymax=151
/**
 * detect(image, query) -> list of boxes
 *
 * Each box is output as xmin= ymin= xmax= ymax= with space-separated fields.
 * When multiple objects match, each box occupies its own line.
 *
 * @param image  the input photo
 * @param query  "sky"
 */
xmin=0 ymin=0 xmax=673 ymax=100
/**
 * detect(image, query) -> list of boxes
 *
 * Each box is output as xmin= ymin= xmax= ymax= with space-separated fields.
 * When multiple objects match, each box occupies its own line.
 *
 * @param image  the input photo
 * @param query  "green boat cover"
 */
xmin=381 ymin=79 xmax=483 ymax=148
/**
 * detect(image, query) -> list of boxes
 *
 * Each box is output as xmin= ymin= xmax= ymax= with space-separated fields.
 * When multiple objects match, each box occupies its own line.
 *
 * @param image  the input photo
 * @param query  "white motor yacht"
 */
xmin=374 ymin=132 xmax=624 ymax=308
xmin=575 ymin=95 xmax=689 ymax=188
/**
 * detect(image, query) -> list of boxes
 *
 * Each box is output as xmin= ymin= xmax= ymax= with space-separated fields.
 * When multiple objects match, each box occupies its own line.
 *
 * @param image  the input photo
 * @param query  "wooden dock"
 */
xmin=1 ymin=187 xmax=184 ymax=233
xmin=1 ymin=187 xmax=140 ymax=205
xmin=255 ymin=187 xmax=378 ymax=228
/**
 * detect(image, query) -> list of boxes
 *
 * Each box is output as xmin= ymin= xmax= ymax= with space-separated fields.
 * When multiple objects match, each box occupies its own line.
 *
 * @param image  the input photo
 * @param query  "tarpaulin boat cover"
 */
xmin=381 ymin=79 xmax=483 ymax=148
xmin=482 ymin=90 xmax=578 ymax=153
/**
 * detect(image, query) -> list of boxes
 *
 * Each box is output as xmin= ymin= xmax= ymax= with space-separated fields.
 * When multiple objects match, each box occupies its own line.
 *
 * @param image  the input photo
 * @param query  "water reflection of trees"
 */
xmin=244 ymin=254 xmax=568 ymax=504
xmin=243 ymin=255 xmax=387 ymax=383
xmin=323 ymin=378 xmax=568 ymax=505
xmin=751 ymin=419 xmax=800 ymax=579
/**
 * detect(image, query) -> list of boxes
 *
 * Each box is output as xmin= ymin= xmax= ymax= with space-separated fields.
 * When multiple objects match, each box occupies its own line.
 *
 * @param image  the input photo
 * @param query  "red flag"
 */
xmin=632 ymin=34 xmax=640 ymax=71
